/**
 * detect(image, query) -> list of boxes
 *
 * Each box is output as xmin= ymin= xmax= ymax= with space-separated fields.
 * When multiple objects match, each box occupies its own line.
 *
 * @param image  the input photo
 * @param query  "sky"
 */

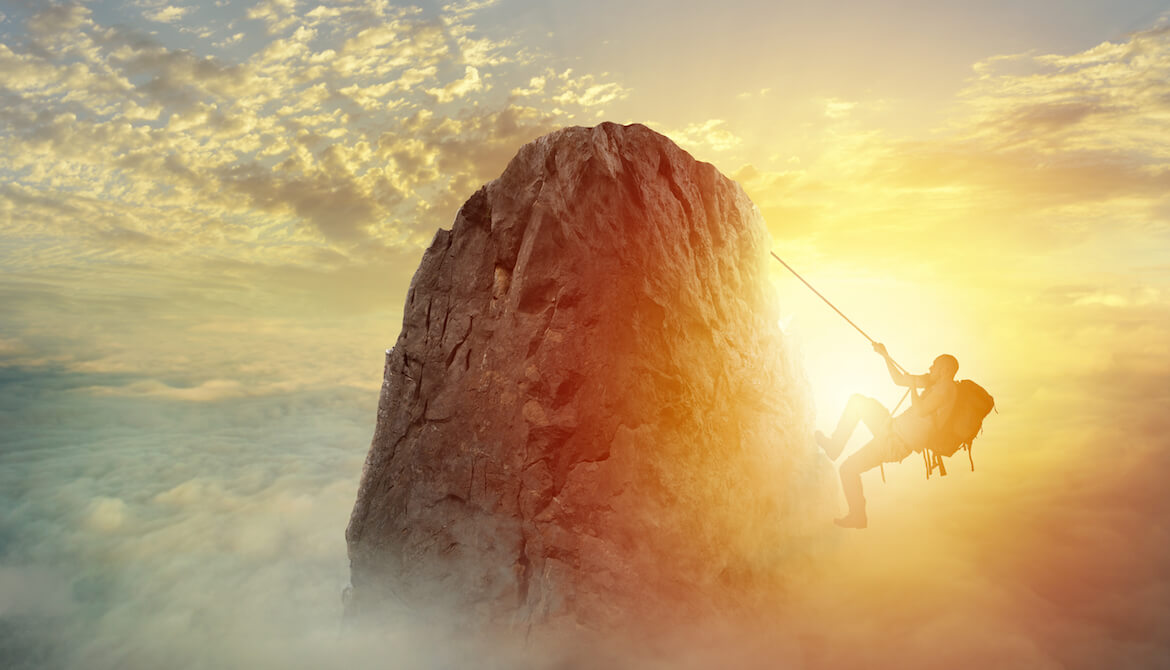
xmin=1 ymin=0 xmax=1169 ymax=667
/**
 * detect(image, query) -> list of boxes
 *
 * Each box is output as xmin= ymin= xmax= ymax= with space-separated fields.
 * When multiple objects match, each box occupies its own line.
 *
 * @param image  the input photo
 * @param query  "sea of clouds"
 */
xmin=4 ymin=359 xmax=1169 ymax=669
xmin=0 ymin=365 xmax=404 ymax=669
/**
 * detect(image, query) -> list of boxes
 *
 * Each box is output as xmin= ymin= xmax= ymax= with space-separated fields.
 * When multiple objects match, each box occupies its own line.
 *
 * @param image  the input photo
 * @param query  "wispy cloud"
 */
xmin=823 ymin=97 xmax=856 ymax=119
xmin=246 ymin=0 xmax=300 ymax=34
xmin=144 ymin=5 xmax=193 ymax=23
xmin=425 ymin=65 xmax=484 ymax=102
xmin=662 ymin=118 xmax=743 ymax=152
xmin=548 ymin=68 xmax=629 ymax=109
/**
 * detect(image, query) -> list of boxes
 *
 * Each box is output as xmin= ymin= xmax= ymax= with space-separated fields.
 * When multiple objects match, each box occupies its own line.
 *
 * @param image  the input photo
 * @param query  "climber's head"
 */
xmin=930 ymin=354 xmax=959 ymax=382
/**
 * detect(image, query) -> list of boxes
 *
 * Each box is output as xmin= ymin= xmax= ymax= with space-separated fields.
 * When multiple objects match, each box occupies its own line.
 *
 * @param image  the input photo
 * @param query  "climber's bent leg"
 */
xmin=817 ymin=395 xmax=891 ymax=461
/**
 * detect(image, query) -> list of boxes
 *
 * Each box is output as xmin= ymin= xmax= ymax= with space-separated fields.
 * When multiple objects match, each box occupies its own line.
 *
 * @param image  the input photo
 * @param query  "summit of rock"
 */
xmin=345 ymin=122 xmax=833 ymax=634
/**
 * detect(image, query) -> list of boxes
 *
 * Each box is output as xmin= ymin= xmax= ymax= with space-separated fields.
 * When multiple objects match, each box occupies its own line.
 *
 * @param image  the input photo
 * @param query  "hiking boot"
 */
xmin=833 ymin=512 xmax=867 ymax=529
xmin=815 ymin=430 xmax=844 ymax=461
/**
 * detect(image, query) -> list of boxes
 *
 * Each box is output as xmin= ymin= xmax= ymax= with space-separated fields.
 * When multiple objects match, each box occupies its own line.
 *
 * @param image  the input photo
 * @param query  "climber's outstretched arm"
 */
xmin=872 ymin=343 xmax=927 ymax=387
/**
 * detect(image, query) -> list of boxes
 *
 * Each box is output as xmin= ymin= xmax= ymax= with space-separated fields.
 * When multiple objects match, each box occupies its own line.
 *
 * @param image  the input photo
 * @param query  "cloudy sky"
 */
xmin=1 ymin=0 xmax=1169 ymax=667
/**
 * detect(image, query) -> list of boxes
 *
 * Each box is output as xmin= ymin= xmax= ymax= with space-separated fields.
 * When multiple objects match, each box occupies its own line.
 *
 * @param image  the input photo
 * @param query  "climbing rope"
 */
xmin=769 ymin=251 xmax=909 ymax=374
xmin=772 ymin=254 xmax=878 ymax=348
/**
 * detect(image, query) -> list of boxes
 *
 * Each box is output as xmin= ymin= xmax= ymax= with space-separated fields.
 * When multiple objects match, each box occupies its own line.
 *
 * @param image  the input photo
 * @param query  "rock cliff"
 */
xmin=345 ymin=122 xmax=833 ymax=632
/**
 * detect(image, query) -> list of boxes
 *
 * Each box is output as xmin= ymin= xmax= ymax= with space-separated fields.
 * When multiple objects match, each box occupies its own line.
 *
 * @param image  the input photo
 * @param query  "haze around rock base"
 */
xmin=345 ymin=122 xmax=835 ymax=636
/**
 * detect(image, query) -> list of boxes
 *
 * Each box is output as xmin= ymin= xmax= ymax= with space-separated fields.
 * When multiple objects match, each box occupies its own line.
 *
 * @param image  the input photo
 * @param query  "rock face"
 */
xmin=345 ymin=122 xmax=833 ymax=632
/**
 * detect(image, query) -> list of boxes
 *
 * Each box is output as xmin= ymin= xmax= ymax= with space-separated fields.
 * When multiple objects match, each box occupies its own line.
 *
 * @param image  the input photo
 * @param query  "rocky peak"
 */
xmin=344 ymin=122 xmax=833 ymax=634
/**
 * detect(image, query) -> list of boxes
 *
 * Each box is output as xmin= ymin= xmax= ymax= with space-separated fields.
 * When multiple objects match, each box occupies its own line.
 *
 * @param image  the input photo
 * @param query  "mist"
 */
xmin=3 ymin=352 xmax=1168 ymax=669
xmin=0 ymin=366 xmax=373 ymax=668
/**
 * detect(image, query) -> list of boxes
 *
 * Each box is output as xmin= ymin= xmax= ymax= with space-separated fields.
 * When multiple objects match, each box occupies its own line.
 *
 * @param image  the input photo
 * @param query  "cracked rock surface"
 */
xmin=345 ymin=122 xmax=832 ymax=632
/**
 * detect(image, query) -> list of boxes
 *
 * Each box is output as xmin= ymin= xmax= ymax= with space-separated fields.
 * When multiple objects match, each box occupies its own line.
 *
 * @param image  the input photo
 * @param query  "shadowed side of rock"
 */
xmin=344 ymin=122 xmax=834 ymax=633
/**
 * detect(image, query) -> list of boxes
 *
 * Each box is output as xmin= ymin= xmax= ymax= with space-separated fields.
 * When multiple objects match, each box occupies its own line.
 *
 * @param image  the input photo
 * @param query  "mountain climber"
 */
xmin=815 ymin=343 xmax=959 ymax=529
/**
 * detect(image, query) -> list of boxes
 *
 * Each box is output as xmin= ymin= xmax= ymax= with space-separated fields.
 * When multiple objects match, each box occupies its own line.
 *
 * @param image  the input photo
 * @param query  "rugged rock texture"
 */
xmin=345 ymin=122 xmax=833 ymax=632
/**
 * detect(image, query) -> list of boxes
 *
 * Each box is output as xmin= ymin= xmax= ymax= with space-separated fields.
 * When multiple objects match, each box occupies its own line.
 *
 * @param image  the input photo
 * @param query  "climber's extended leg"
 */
xmin=834 ymin=437 xmax=890 ymax=529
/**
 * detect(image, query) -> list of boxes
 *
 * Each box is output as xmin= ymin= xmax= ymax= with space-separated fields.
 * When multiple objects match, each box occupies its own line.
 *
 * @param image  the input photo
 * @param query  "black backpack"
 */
xmin=926 ymin=379 xmax=995 ymax=476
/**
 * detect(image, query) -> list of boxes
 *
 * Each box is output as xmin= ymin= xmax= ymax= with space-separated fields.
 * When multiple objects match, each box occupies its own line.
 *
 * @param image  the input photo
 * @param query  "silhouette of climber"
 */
xmin=816 ymin=343 xmax=959 ymax=529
